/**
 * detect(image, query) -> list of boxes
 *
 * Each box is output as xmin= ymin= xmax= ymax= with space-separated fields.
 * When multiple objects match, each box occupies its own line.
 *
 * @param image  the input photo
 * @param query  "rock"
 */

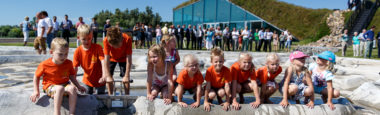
xmin=349 ymin=82 xmax=380 ymax=110
xmin=334 ymin=75 xmax=366 ymax=90
xmin=132 ymin=97 xmax=356 ymax=115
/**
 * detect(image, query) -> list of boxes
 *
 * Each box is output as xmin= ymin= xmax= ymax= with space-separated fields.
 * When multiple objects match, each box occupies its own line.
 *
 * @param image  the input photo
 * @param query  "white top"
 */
xmin=242 ymin=30 xmax=250 ymax=38
xmin=168 ymin=28 xmax=173 ymax=35
xmin=53 ymin=21 xmax=60 ymax=31
xmin=197 ymin=29 xmax=203 ymax=37
xmin=287 ymin=35 xmax=292 ymax=41
xmin=44 ymin=17 xmax=53 ymax=28
xmin=156 ymin=28 xmax=162 ymax=36
xmin=232 ymin=31 xmax=239 ymax=39
xmin=215 ymin=30 xmax=222 ymax=39
xmin=258 ymin=30 xmax=264 ymax=39
xmin=284 ymin=30 xmax=289 ymax=36
xmin=37 ymin=19 xmax=48 ymax=37
xmin=265 ymin=32 xmax=273 ymax=40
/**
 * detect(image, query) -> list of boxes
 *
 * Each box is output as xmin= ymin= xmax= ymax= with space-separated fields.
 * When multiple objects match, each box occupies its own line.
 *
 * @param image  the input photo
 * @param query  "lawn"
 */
xmin=336 ymin=45 xmax=380 ymax=60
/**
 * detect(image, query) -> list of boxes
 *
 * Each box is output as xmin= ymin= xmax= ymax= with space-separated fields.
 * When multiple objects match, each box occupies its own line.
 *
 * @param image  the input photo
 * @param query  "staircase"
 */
xmin=346 ymin=0 xmax=379 ymax=36
xmin=350 ymin=9 xmax=372 ymax=34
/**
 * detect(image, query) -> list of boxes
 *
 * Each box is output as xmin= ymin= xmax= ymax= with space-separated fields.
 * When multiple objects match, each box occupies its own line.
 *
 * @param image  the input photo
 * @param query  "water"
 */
xmin=0 ymin=75 xmax=7 ymax=79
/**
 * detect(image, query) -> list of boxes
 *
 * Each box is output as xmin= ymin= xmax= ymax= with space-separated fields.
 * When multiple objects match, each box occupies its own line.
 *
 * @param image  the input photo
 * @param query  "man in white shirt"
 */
xmin=358 ymin=29 xmax=367 ymax=56
xmin=52 ymin=16 xmax=60 ymax=37
xmin=263 ymin=29 xmax=273 ymax=52
xmin=34 ymin=12 xmax=47 ymax=55
xmin=241 ymin=27 xmax=251 ymax=51
xmin=40 ymin=11 xmax=54 ymax=49
xmin=214 ymin=26 xmax=223 ymax=49
xmin=196 ymin=26 xmax=203 ymax=50
xmin=258 ymin=28 xmax=265 ymax=52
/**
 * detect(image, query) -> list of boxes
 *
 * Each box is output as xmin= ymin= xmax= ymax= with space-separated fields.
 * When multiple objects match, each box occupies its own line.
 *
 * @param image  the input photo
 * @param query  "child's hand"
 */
xmin=122 ymin=76 xmax=129 ymax=83
xmin=204 ymin=102 xmax=212 ymax=112
xmin=306 ymin=101 xmax=314 ymax=109
xmin=190 ymin=102 xmax=200 ymax=108
xmin=221 ymin=102 xmax=230 ymax=111
xmin=147 ymin=94 xmax=155 ymax=101
xmin=279 ymin=99 xmax=289 ymax=108
xmin=98 ymin=76 xmax=106 ymax=84
xmin=30 ymin=91 xmax=40 ymax=103
xmin=326 ymin=102 xmax=335 ymax=110
xmin=250 ymin=100 xmax=261 ymax=108
xmin=164 ymin=98 xmax=172 ymax=105
xmin=231 ymin=101 xmax=240 ymax=110
xmin=106 ymin=76 xmax=114 ymax=83
xmin=178 ymin=102 xmax=188 ymax=107
xmin=77 ymin=86 xmax=86 ymax=93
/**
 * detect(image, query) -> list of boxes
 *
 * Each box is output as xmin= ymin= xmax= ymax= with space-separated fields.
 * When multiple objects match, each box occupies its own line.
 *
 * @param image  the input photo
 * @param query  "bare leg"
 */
xmin=66 ymin=85 xmax=78 ymax=114
xmin=53 ymin=85 xmax=65 ymax=115
xmin=106 ymin=82 xmax=114 ymax=95
xmin=217 ymin=88 xmax=226 ymax=104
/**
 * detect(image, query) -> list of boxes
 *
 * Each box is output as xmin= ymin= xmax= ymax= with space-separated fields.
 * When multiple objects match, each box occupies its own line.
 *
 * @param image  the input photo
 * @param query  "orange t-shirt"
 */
xmin=176 ymin=69 xmax=204 ymax=89
xmin=73 ymin=44 xmax=105 ymax=87
xmin=205 ymin=65 xmax=232 ymax=88
xmin=256 ymin=66 xmax=282 ymax=84
xmin=230 ymin=62 xmax=256 ymax=83
xmin=35 ymin=58 xmax=75 ymax=90
xmin=103 ymin=33 xmax=132 ymax=62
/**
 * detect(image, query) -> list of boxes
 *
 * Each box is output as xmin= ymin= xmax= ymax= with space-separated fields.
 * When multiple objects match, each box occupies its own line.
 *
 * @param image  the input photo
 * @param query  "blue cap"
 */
xmin=317 ymin=51 xmax=336 ymax=63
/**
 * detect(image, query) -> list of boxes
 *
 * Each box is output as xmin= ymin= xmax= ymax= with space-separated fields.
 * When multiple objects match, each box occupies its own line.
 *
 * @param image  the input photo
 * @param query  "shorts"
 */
xmin=43 ymin=83 xmax=70 ymax=97
xmin=257 ymin=80 xmax=276 ymax=88
xmin=34 ymin=37 xmax=46 ymax=51
xmin=133 ymin=36 xmax=137 ymax=41
xmin=314 ymin=86 xmax=326 ymax=94
xmin=279 ymin=83 xmax=308 ymax=100
xmin=110 ymin=61 xmax=126 ymax=77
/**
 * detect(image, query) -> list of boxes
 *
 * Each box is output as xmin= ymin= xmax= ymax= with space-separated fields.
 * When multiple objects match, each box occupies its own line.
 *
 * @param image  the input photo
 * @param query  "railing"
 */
xmin=344 ymin=0 xmax=379 ymax=34
xmin=364 ymin=0 xmax=380 ymax=29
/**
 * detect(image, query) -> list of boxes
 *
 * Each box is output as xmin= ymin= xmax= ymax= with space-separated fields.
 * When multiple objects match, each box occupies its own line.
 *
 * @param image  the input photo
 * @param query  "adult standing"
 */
xmin=196 ymin=25 xmax=203 ymax=50
xmin=155 ymin=25 xmax=162 ymax=45
xmin=253 ymin=29 xmax=259 ymax=51
xmin=34 ymin=12 xmax=47 ymax=55
xmin=241 ymin=27 xmax=250 ymax=51
xmin=358 ymin=29 xmax=367 ymax=56
xmin=52 ymin=16 xmax=60 ymax=38
xmin=248 ymin=29 xmax=254 ymax=51
xmin=231 ymin=28 xmax=239 ymax=51
xmin=176 ymin=25 xmax=184 ymax=49
xmin=205 ymin=28 xmax=214 ymax=50
xmin=20 ymin=16 xmax=31 ymax=46
xmin=61 ymin=14 xmax=72 ymax=43
xmin=272 ymin=31 xmax=279 ymax=52
xmin=214 ymin=26 xmax=223 ymax=49
xmin=223 ymin=27 xmax=231 ymax=51
xmin=76 ymin=17 xmax=85 ymax=47
xmin=90 ymin=18 xmax=99 ymax=44
xmin=140 ymin=23 xmax=146 ymax=48
xmin=279 ymin=32 xmax=286 ymax=51
xmin=103 ymin=19 xmax=111 ymax=39
xmin=377 ymin=32 xmax=380 ymax=58
xmin=185 ymin=25 xmax=192 ymax=49
xmin=41 ymin=11 xmax=54 ymax=49
xmin=352 ymin=32 xmax=360 ymax=57
xmin=285 ymin=32 xmax=293 ymax=52
xmin=364 ymin=26 xmax=375 ymax=58
xmin=341 ymin=29 xmax=349 ymax=56
xmin=146 ymin=24 xmax=153 ymax=48
xmin=161 ymin=24 xmax=168 ymax=36
xmin=191 ymin=25 xmax=197 ymax=49
xmin=133 ymin=23 xmax=140 ymax=49
xmin=263 ymin=29 xmax=273 ymax=52
xmin=258 ymin=28 xmax=265 ymax=52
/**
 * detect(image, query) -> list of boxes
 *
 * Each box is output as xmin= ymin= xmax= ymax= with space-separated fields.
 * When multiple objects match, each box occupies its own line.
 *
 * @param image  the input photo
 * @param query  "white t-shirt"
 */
xmin=215 ymin=30 xmax=222 ymax=39
xmin=53 ymin=21 xmax=60 ymax=31
xmin=287 ymin=35 xmax=293 ymax=41
xmin=242 ymin=30 xmax=250 ymax=38
xmin=37 ymin=19 xmax=48 ymax=37
xmin=232 ymin=31 xmax=239 ymax=39
xmin=265 ymin=32 xmax=273 ymax=40
xmin=44 ymin=17 xmax=53 ymax=28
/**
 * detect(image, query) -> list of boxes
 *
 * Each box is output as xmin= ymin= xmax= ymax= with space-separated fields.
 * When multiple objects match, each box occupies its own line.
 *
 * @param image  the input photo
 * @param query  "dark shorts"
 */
xmin=85 ymin=85 xmax=106 ymax=95
xmin=110 ymin=61 xmax=126 ymax=77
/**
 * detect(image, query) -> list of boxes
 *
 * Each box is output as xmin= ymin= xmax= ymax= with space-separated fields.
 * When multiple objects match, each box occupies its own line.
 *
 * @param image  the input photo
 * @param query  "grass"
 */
xmin=368 ymin=8 xmax=380 ymax=32
xmin=174 ymin=0 xmax=332 ymax=45
xmin=336 ymin=45 xmax=380 ymax=60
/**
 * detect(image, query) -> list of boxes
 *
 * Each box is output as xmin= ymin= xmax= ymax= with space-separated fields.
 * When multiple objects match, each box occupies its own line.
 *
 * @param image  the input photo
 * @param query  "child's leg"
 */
xmin=239 ymin=82 xmax=254 ymax=103
xmin=303 ymin=86 xmax=313 ymax=104
xmin=288 ymin=84 xmax=298 ymax=96
xmin=217 ymin=88 xmax=226 ymax=104
xmin=236 ymin=83 xmax=244 ymax=103
xmin=208 ymin=89 xmax=217 ymax=102
xmin=118 ymin=62 xmax=130 ymax=95
xmin=264 ymin=82 xmax=279 ymax=103
xmin=151 ymin=85 xmax=161 ymax=99
xmin=320 ymin=88 xmax=340 ymax=103
xmin=191 ymin=87 xmax=203 ymax=101
xmin=161 ymin=85 xmax=169 ymax=99
xmin=65 ymin=85 xmax=78 ymax=115
xmin=52 ymin=85 xmax=65 ymax=115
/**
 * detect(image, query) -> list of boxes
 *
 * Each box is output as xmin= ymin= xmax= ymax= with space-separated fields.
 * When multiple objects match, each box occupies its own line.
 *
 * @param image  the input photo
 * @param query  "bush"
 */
xmin=8 ymin=28 xmax=22 ymax=37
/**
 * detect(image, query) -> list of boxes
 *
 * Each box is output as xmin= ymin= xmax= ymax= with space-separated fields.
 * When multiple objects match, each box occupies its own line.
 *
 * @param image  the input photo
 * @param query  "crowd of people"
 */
xmin=27 ymin=11 xmax=343 ymax=115
xmin=341 ymin=26 xmax=380 ymax=58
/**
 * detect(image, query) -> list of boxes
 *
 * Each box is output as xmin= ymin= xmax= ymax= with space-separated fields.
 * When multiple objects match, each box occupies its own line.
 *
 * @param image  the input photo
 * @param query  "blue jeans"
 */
xmin=156 ymin=36 xmax=162 ymax=45
xmin=285 ymin=41 xmax=292 ymax=50
xmin=46 ymin=33 xmax=55 ymax=49
xmin=365 ymin=41 xmax=373 ymax=58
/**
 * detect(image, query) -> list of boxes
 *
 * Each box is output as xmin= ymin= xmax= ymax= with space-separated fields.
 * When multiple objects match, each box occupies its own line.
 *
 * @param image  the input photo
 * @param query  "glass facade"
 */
xmin=173 ymin=0 xmax=281 ymax=31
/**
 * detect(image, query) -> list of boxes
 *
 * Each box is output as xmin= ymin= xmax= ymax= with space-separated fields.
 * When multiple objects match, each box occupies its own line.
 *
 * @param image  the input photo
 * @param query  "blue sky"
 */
xmin=0 ymin=0 xmax=347 ymax=26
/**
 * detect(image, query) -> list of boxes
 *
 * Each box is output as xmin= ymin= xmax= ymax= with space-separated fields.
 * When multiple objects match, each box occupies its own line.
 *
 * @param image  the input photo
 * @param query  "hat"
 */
xmin=317 ymin=51 xmax=336 ymax=63
xmin=289 ymin=51 xmax=309 ymax=61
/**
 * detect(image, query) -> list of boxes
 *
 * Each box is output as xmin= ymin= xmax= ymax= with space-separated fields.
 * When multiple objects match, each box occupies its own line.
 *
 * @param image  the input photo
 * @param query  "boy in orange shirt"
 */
xmin=204 ymin=47 xmax=232 ymax=112
xmin=30 ymin=38 xmax=86 ymax=115
xmin=175 ymin=54 xmax=204 ymax=108
xmin=73 ymin=24 xmax=106 ymax=94
xmin=256 ymin=53 xmax=282 ymax=104
xmin=103 ymin=27 xmax=133 ymax=95
xmin=230 ymin=53 xmax=261 ymax=110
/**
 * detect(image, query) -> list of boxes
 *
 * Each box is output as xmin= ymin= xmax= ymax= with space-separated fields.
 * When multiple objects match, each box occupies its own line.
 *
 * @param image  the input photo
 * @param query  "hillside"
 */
xmin=368 ymin=8 xmax=380 ymax=32
xmin=174 ymin=0 xmax=333 ymax=43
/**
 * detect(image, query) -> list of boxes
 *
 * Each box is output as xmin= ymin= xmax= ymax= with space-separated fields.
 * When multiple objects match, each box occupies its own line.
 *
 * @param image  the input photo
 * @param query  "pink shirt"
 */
xmin=76 ymin=22 xmax=85 ymax=28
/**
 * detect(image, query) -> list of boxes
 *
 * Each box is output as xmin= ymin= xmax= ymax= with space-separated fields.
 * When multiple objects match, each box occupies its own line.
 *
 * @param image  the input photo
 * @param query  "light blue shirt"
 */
xmin=21 ymin=21 xmax=29 ymax=32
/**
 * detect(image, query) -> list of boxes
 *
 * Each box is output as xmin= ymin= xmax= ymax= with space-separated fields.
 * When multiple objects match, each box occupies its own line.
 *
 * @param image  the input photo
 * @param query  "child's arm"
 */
xmin=191 ymin=84 xmax=202 ymax=108
xmin=250 ymin=79 xmax=261 ymax=108
xmin=164 ymin=63 xmax=174 ymax=105
xmin=326 ymin=81 xmax=335 ymax=110
xmin=104 ymin=55 xmax=113 ymax=83
xmin=30 ymin=76 xmax=40 ymax=103
xmin=231 ymin=80 xmax=240 ymax=110
xmin=98 ymin=60 xmax=106 ymax=84
xmin=204 ymin=82 xmax=212 ymax=112
xmin=123 ymin=55 xmax=132 ymax=82
xmin=146 ymin=63 xmax=154 ymax=101
xmin=260 ymin=83 xmax=267 ymax=103
xmin=174 ymin=50 xmax=180 ymax=65
xmin=305 ymin=71 xmax=315 ymax=108
xmin=176 ymin=84 xmax=187 ymax=107
xmin=69 ymin=75 xmax=86 ymax=93
xmin=223 ymin=82 xmax=231 ymax=111
xmin=279 ymin=67 xmax=292 ymax=107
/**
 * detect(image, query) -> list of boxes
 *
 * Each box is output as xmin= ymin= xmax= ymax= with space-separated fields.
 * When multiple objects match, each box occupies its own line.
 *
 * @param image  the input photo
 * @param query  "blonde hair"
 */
xmin=239 ymin=52 xmax=253 ymax=61
xmin=210 ymin=47 xmax=224 ymax=61
xmin=183 ymin=54 xmax=198 ymax=67
xmin=51 ymin=38 xmax=69 ymax=51
xmin=266 ymin=53 xmax=280 ymax=63
xmin=327 ymin=61 xmax=335 ymax=73
xmin=77 ymin=24 xmax=91 ymax=38
xmin=106 ymin=27 xmax=122 ymax=46
xmin=160 ymin=35 xmax=176 ymax=47
xmin=148 ymin=44 xmax=166 ymax=63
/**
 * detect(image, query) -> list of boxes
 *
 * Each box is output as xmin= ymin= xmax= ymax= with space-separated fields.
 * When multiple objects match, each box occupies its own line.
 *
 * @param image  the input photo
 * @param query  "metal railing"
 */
xmin=344 ymin=0 xmax=379 ymax=34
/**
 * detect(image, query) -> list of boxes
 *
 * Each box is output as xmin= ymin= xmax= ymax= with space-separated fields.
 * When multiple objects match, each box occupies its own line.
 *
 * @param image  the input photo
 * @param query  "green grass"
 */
xmin=368 ymin=8 xmax=380 ymax=32
xmin=174 ymin=0 xmax=332 ymax=44
xmin=336 ymin=45 xmax=380 ymax=60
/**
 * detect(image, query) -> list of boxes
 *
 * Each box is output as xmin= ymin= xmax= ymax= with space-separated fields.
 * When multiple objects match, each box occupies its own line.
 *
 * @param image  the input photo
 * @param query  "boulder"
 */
xmin=349 ymin=82 xmax=380 ymax=110
xmin=333 ymin=75 xmax=366 ymax=90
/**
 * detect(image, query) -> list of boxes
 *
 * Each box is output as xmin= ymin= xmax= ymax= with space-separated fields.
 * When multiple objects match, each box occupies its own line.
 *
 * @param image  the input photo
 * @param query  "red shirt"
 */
xmin=35 ymin=58 xmax=75 ymax=90
xmin=230 ymin=62 xmax=256 ymax=83
xmin=103 ymin=33 xmax=132 ymax=62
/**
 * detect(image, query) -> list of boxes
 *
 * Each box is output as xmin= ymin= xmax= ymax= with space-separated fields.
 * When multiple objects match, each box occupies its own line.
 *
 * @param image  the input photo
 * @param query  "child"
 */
xmin=230 ymin=52 xmax=261 ymax=110
xmin=73 ymin=24 xmax=106 ymax=94
xmin=309 ymin=51 xmax=340 ymax=110
xmin=161 ymin=35 xmax=180 ymax=83
xmin=256 ymin=53 xmax=282 ymax=104
xmin=103 ymin=27 xmax=133 ymax=95
xmin=204 ymin=47 xmax=232 ymax=112
xmin=146 ymin=44 xmax=174 ymax=105
xmin=175 ymin=54 xmax=204 ymax=108
xmin=30 ymin=38 xmax=86 ymax=115
xmin=279 ymin=51 xmax=314 ymax=108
